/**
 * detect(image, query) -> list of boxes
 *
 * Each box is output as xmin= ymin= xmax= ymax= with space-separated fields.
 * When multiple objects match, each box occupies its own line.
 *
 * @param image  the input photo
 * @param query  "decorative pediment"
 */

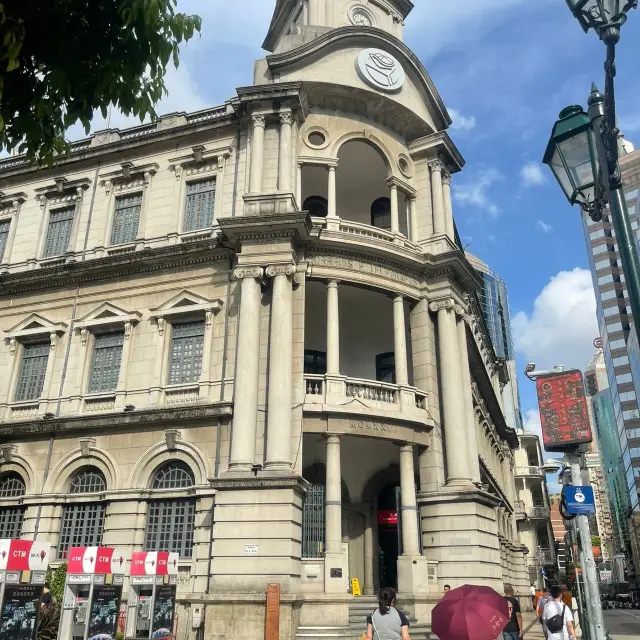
xmin=168 ymin=145 xmax=232 ymax=180
xmin=150 ymin=290 xmax=223 ymax=334
xmin=98 ymin=162 xmax=159 ymax=195
xmin=75 ymin=303 xmax=141 ymax=345
xmin=0 ymin=191 xmax=27 ymax=215
xmin=3 ymin=313 xmax=67 ymax=353
xmin=34 ymin=178 xmax=91 ymax=209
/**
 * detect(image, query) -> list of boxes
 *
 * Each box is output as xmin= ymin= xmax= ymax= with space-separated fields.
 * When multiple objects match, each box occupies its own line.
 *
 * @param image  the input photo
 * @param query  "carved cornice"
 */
xmin=209 ymin=475 xmax=309 ymax=493
xmin=0 ymin=240 xmax=233 ymax=296
xmin=0 ymin=191 xmax=27 ymax=214
xmin=218 ymin=212 xmax=313 ymax=245
xmin=0 ymin=402 xmax=233 ymax=439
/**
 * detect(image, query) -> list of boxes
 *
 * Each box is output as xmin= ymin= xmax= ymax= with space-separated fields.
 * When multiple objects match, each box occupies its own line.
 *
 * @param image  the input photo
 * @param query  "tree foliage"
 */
xmin=0 ymin=0 xmax=201 ymax=164
xmin=45 ymin=562 xmax=67 ymax=605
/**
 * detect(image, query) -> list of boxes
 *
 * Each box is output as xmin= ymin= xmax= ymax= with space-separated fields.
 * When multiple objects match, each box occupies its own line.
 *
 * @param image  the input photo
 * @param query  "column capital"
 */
xmin=397 ymin=442 xmax=414 ymax=453
xmin=325 ymin=162 xmax=338 ymax=171
xmin=428 ymin=298 xmax=455 ymax=313
xmin=266 ymin=263 xmax=297 ymax=278
xmin=279 ymin=111 xmax=294 ymax=126
xmin=233 ymin=266 xmax=264 ymax=281
xmin=326 ymin=279 xmax=340 ymax=289
xmin=252 ymin=114 xmax=266 ymax=128
xmin=453 ymin=304 xmax=466 ymax=318
xmin=442 ymin=170 xmax=452 ymax=186
xmin=324 ymin=433 xmax=342 ymax=444
xmin=428 ymin=158 xmax=444 ymax=173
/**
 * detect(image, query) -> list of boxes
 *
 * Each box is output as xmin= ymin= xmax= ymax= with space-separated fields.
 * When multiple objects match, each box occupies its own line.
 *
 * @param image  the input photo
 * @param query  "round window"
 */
xmin=398 ymin=155 xmax=412 ymax=178
xmin=305 ymin=128 xmax=330 ymax=150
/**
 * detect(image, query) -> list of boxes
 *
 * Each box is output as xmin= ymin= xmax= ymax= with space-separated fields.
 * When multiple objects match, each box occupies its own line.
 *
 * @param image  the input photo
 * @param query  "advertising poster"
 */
xmin=87 ymin=585 xmax=122 ymax=640
xmin=0 ymin=585 xmax=42 ymax=640
xmin=536 ymin=369 xmax=592 ymax=451
xmin=151 ymin=586 xmax=176 ymax=640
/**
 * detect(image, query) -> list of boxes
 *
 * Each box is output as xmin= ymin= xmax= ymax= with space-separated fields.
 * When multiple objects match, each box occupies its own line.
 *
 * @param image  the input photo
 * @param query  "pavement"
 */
xmin=521 ymin=611 xmax=640 ymax=640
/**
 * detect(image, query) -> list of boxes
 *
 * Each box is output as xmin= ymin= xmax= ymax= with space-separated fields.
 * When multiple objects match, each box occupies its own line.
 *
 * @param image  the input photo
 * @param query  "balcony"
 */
xmin=514 ymin=500 xmax=527 ymax=521
xmin=527 ymin=506 xmax=551 ymax=520
xmin=303 ymin=374 xmax=430 ymax=426
xmin=515 ymin=465 xmax=545 ymax=478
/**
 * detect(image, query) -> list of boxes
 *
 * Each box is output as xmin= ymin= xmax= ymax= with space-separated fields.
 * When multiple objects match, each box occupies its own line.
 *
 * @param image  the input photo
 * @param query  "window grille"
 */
xmin=371 ymin=197 xmax=392 ymax=230
xmin=376 ymin=352 xmax=396 ymax=384
xmin=145 ymin=462 xmax=196 ymax=557
xmin=0 ymin=473 xmax=26 ymax=539
xmin=184 ymin=179 xmax=216 ymax=231
xmin=304 ymin=350 xmax=327 ymax=375
xmin=88 ymin=332 xmax=124 ymax=393
xmin=302 ymin=484 xmax=325 ymax=558
xmin=111 ymin=193 xmax=142 ymax=245
xmin=58 ymin=467 xmax=107 ymax=560
xmin=168 ymin=321 xmax=205 ymax=384
xmin=15 ymin=342 xmax=50 ymax=402
xmin=0 ymin=219 xmax=10 ymax=261
xmin=44 ymin=206 xmax=75 ymax=258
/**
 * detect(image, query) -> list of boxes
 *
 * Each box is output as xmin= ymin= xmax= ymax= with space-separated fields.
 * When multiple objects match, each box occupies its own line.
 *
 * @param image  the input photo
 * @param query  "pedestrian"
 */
xmin=561 ymin=586 xmax=572 ymax=608
xmin=366 ymin=587 xmax=410 ymax=640
xmin=530 ymin=584 xmax=537 ymax=608
xmin=542 ymin=585 xmax=576 ymax=640
xmin=443 ymin=584 xmax=450 ymax=594
xmin=503 ymin=584 xmax=523 ymax=640
xmin=537 ymin=587 xmax=553 ymax=637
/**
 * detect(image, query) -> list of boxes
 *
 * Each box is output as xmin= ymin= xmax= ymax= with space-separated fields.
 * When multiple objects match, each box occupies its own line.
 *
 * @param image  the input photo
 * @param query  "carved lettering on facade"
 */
xmin=308 ymin=255 xmax=420 ymax=287
xmin=348 ymin=419 xmax=397 ymax=435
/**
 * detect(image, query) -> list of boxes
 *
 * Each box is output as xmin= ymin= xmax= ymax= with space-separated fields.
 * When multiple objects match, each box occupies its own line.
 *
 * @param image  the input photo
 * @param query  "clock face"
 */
xmin=352 ymin=9 xmax=372 ymax=26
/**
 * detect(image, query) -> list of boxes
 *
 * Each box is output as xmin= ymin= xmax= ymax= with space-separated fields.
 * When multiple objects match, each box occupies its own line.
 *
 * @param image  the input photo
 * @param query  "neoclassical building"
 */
xmin=0 ymin=1 xmax=529 ymax=638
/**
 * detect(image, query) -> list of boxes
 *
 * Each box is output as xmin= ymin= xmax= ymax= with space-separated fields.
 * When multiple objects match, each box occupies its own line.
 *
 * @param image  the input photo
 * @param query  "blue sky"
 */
xmin=75 ymin=0 xmax=640 ymax=449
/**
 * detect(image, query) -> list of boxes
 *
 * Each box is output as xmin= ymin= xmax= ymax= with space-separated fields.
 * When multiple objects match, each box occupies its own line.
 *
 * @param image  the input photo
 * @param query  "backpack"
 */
xmin=546 ymin=604 xmax=566 ymax=634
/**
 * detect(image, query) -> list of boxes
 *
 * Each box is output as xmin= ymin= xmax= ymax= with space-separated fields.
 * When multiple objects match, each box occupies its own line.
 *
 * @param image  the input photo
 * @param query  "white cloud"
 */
xmin=521 ymin=161 xmax=546 ymax=186
xmin=523 ymin=408 xmax=543 ymax=440
xmin=453 ymin=167 xmax=503 ymax=217
xmin=448 ymin=108 xmax=476 ymax=132
xmin=536 ymin=220 xmax=553 ymax=234
xmin=512 ymin=268 xmax=598 ymax=371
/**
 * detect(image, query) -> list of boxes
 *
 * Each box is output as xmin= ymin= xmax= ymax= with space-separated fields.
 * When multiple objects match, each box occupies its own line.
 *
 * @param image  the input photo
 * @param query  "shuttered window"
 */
xmin=88 ymin=332 xmax=124 ymax=393
xmin=15 ymin=342 xmax=50 ymax=401
xmin=184 ymin=179 xmax=216 ymax=231
xmin=168 ymin=321 xmax=205 ymax=384
xmin=44 ymin=206 xmax=74 ymax=257
xmin=111 ymin=193 xmax=142 ymax=245
xmin=144 ymin=462 xmax=195 ymax=558
xmin=0 ymin=473 xmax=26 ymax=539
xmin=58 ymin=468 xmax=106 ymax=560
xmin=302 ymin=484 xmax=325 ymax=558
xmin=0 ymin=219 xmax=10 ymax=261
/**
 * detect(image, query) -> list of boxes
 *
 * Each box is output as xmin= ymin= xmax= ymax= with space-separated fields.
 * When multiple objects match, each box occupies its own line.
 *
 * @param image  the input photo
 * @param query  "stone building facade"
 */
xmin=0 ymin=1 xmax=528 ymax=638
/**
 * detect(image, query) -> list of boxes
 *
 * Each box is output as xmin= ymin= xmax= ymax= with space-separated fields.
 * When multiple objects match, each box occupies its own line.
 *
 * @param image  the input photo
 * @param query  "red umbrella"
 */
xmin=432 ymin=585 xmax=510 ymax=640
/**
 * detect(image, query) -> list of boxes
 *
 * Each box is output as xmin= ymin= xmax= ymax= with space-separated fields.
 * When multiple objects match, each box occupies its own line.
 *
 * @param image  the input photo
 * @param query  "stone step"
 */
xmin=295 ymin=626 xmax=363 ymax=639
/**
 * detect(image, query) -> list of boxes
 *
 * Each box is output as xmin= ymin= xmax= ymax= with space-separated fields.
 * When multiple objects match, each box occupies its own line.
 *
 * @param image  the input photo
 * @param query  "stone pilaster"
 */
xmin=249 ymin=115 xmax=266 ymax=193
xmin=278 ymin=111 xmax=293 ymax=194
xmin=429 ymin=160 xmax=446 ymax=235
xmin=442 ymin=170 xmax=454 ymax=240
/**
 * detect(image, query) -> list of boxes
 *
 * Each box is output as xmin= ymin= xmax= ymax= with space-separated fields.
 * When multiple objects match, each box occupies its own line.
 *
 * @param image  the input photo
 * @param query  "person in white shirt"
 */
xmin=542 ymin=586 xmax=576 ymax=640
xmin=530 ymin=585 xmax=537 ymax=609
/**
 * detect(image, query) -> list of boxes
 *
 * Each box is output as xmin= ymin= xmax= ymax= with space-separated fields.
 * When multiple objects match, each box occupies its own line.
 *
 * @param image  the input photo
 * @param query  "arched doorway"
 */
xmin=377 ymin=483 xmax=400 ymax=589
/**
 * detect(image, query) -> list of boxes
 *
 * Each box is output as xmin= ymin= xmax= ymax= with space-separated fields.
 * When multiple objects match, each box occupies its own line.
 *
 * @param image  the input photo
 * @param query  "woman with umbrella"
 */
xmin=365 ymin=587 xmax=410 ymax=640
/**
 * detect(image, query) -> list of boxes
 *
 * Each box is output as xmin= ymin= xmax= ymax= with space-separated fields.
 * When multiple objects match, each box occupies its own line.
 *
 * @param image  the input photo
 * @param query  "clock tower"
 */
xmin=263 ymin=0 xmax=413 ymax=53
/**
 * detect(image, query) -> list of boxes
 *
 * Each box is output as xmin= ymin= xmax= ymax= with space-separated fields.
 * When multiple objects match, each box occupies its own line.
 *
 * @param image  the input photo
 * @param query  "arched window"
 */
xmin=303 ymin=196 xmax=328 ymax=218
xmin=145 ymin=462 xmax=195 ymax=558
xmin=58 ymin=467 xmax=106 ymax=560
xmin=0 ymin=472 xmax=26 ymax=538
xmin=371 ymin=197 xmax=391 ymax=230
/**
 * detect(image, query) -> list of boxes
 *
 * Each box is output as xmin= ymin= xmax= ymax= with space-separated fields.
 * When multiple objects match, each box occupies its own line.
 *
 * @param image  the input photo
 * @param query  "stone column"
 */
xmin=296 ymin=163 xmax=303 ymax=208
xmin=364 ymin=509 xmax=374 ymax=595
xmin=393 ymin=296 xmax=409 ymax=386
xmin=409 ymin=197 xmax=418 ymax=243
xmin=389 ymin=183 xmax=400 ymax=234
xmin=431 ymin=300 xmax=472 ymax=486
xmin=442 ymin=171 xmax=454 ymax=240
xmin=249 ymin=115 xmax=266 ymax=194
xmin=456 ymin=309 xmax=480 ymax=484
xmin=265 ymin=264 xmax=295 ymax=470
xmin=429 ymin=160 xmax=446 ymax=235
xmin=326 ymin=280 xmax=340 ymax=375
xmin=278 ymin=111 xmax=293 ymax=193
xmin=229 ymin=267 xmax=263 ymax=472
xmin=399 ymin=444 xmax=420 ymax=556
xmin=325 ymin=434 xmax=342 ymax=553
xmin=327 ymin=165 xmax=337 ymax=218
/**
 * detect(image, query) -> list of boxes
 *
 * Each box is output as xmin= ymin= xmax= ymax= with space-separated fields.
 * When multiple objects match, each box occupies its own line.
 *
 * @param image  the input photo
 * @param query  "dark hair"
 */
xmin=550 ymin=585 xmax=563 ymax=599
xmin=379 ymin=587 xmax=396 ymax=615
xmin=504 ymin=584 xmax=514 ymax=596
xmin=444 ymin=584 xmax=451 ymax=589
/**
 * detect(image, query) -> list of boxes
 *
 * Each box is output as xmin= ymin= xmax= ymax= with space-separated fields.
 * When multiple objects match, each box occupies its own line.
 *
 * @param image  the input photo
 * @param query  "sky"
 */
xmin=68 ymin=0 xmax=640 ymax=467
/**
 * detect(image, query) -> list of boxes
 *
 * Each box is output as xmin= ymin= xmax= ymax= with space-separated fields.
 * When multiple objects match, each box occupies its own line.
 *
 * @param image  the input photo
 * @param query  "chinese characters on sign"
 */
xmin=536 ymin=369 xmax=592 ymax=451
xmin=0 ymin=585 xmax=42 ymax=640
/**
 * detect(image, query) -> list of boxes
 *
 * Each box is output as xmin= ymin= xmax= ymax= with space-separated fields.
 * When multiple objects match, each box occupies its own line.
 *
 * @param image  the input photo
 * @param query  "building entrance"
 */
xmin=377 ymin=484 xmax=401 ymax=589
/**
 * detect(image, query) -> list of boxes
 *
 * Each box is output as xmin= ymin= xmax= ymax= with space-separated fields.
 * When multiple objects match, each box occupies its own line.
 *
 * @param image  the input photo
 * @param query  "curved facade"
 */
xmin=0 ymin=2 xmax=528 ymax=638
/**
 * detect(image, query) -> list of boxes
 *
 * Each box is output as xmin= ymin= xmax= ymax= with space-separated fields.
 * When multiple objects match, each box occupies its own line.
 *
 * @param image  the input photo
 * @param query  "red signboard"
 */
xmin=536 ymin=369 xmax=592 ymax=451
xmin=378 ymin=510 xmax=398 ymax=526
xmin=67 ymin=547 xmax=128 ymax=575
xmin=130 ymin=551 xmax=179 ymax=576
xmin=0 ymin=540 xmax=50 ymax=572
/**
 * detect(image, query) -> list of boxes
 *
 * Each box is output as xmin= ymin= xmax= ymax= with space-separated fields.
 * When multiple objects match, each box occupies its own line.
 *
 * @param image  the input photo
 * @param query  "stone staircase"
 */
xmin=295 ymin=596 xmax=434 ymax=640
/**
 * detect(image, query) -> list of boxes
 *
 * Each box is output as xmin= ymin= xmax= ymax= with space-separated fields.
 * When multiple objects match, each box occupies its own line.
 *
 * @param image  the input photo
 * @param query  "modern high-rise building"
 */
xmin=0 ymin=2 xmax=531 ymax=638
xmin=581 ymin=143 xmax=640 ymax=579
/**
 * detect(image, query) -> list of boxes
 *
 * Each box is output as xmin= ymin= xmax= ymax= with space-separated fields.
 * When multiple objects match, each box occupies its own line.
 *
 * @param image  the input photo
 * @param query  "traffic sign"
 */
xmin=564 ymin=486 xmax=596 ymax=515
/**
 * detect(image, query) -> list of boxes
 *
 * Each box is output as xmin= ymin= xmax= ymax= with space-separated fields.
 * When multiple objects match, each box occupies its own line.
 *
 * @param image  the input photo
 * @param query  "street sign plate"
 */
xmin=564 ymin=486 xmax=596 ymax=514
